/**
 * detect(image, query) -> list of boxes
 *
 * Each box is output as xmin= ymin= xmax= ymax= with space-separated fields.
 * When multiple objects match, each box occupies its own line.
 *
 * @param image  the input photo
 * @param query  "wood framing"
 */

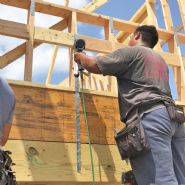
xmin=24 ymin=0 xmax=35 ymax=81
xmin=0 ymin=0 xmax=185 ymax=184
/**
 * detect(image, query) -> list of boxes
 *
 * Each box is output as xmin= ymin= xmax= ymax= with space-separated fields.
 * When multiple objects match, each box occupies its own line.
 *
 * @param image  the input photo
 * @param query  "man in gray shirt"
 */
xmin=0 ymin=77 xmax=15 ymax=146
xmin=74 ymin=25 xmax=185 ymax=185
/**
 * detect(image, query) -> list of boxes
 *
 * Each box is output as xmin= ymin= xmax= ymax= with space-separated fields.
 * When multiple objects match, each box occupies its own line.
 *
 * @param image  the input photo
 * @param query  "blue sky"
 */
xmin=0 ymin=0 xmax=184 ymax=99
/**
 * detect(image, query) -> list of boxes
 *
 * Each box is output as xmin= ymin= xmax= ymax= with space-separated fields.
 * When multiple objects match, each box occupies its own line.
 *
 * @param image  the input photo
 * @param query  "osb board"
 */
xmin=4 ymin=140 xmax=130 ymax=182
xmin=10 ymin=83 xmax=123 ymax=145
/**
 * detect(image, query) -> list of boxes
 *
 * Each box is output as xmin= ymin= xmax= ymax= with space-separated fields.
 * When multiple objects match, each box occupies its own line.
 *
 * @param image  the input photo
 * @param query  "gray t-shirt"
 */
xmin=96 ymin=46 xmax=173 ymax=122
xmin=0 ymin=77 xmax=15 ymax=132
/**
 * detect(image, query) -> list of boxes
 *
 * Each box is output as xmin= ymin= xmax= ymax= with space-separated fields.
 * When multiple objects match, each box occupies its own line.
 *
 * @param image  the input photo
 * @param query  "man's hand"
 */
xmin=74 ymin=52 xmax=86 ymax=64
xmin=73 ymin=52 xmax=101 ymax=74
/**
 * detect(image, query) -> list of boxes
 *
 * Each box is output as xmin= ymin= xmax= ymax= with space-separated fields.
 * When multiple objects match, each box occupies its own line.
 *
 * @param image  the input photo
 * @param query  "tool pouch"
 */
xmin=166 ymin=104 xmax=185 ymax=124
xmin=114 ymin=117 xmax=150 ymax=160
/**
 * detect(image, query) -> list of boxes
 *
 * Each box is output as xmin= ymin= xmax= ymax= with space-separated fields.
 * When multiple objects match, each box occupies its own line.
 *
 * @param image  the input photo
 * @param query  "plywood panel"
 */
xmin=9 ymin=82 xmax=123 ymax=144
xmin=4 ymin=140 xmax=130 ymax=182
xmin=18 ymin=182 xmax=121 ymax=185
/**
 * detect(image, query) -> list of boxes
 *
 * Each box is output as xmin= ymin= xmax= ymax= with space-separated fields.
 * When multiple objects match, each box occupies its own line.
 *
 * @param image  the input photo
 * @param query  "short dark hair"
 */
xmin=135 ymin=25 xmax=158 ymax=48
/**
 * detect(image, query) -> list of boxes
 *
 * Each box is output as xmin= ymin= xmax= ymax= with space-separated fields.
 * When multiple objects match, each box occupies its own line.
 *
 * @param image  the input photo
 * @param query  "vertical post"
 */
xmin=177 ymin=0 xmax=185 ymax=30
xmin=146 ymin=0 xmax=162 ymax=51
xmin=64 ymin=0 xmax=69 ymax=7
xmin=160 ymin=0 xmax=178 ymax=97
xmin=161 ymin=0 xmax=185 ymax=101
xmin=68 ymin=12 xmax=77 ymax=87
xmin=45 ymin=46 xmax=58 ymax=84
xmin=25 ymin=0 xmax=35 ymax=81
xmin=104 ymin=18 xmax=116 ymax=93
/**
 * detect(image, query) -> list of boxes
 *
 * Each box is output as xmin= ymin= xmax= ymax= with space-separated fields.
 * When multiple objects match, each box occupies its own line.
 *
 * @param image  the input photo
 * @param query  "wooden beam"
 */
xmin=177 ymin=0 xmax=185 ymax=31
xmin=45 ymin=46 xmax=58 ymax=84
xmin=4 ymin=140 xmax=130 ymax=182
xmin=146 ymin=0 xmax=163 ymax=51
xmin=64 ymin=0 xmax=69 ymax=7
xmin=0 ymin=19 xmax=29 ymax=39
xmin=177 ymin=33 xmax=185 ymax=44
xmin=18 ymin=183 xmax=122 ymax=185
xmin=24 ymin=0 xmax=35 ymax=81
xmin=82 ymin=0 xmax=108 ymax=12
xmin=0 ymin=43 xmax=26 ymax=69
xmin=34 ymin=27 xmax=74 ymax=46
xmin=160 ymin=0 xmax=173 ymax=31
xmin=183 ymin=56 xmax=185 ymax=66
xmin=0 ymin=0 xmax=109 ymax=26
xmin=113 ymin=18 xmax=174 ymax=41
xmin=68 ymin=12 xmax=77 ymax=87
xmin=77 ymin=11 xmax=108 ymax=26
xmin=34 ymin=27 xmax=113 ymax=53
xmin=0 ymin=0 xmax=71 ymax=18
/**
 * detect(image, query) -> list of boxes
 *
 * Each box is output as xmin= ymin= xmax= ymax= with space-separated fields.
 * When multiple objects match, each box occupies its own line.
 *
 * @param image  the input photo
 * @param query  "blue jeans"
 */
xmin=130 ymin=108 xmax=185 ymax=185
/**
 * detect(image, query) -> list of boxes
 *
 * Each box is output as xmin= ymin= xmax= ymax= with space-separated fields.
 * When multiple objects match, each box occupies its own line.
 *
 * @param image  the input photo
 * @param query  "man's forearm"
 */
xmin=75 ymin=53 xmax=101 ymax=74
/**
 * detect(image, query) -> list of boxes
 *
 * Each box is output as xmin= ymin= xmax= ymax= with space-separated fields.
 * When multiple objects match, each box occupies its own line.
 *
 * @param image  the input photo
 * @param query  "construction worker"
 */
xmin=0 ymin=76 xmax=15 ymax=146
xmin=74 ymin=25 xmax=185 ymax=185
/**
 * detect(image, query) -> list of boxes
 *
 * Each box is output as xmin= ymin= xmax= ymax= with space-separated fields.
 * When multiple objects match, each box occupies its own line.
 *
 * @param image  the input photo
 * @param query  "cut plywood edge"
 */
xmin=4 ymin=140 xmax=130 ymax=182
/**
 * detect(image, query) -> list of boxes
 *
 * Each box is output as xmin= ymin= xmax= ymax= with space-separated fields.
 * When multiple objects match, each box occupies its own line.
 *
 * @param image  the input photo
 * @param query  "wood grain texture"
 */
xmin=18 ymin=182 xmax=121 ymax=185
xmin=4 ymin=140 xmax=130 ymax=182
xmin=9 ymin=83 xmax=123 ymax=144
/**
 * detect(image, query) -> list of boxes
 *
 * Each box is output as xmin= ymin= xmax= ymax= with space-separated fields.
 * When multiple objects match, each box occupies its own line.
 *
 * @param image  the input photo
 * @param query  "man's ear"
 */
xmin=134 ymin=32 xmax=141 ymax=41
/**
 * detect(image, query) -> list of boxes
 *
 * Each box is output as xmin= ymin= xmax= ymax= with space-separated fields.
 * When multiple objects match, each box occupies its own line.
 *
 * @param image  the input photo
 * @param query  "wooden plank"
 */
xmin=113 ymin=18 xmax=173 ymax=41
xmin=113 ymin=19 xmax=138 ymax=33
xmin=182 ymin=57 xmax=185 ymax=66
xmin=34 ymin=27 xmax=74 ymax=46
xmin=83 ymin=0 xmax=108 ymax=12
xmin=0 ymin=19 xmax=29 ymax=39
xmin=77 ymin=11 xmax=108 ymax=26
xmin=68 ymin=12 xmax=77 ymax=87
xmin=0 ymin=43 xmax=26 ymax=69
xmin=160 ymin=0 xmax=174 ymax=31
xmin=177 ymin=33 xmax=185 ymax=44
xmin=0 ymin=0 xmax=108 ymax=25
xmin=9 ymin=82 xmax=123 ymax=144
xmin=45 ymin=46 xmax=58 ymax=84
xmin=18 ymin=182 xmax=122 ymax=185
xmin=0 ymin=0 xmax=71 ymax=18
xmin=177 ymin=0 xmax=185 ymax=30
xmin=4 ymin=140 xmax=130 ymax=182
xmin=24 ymin=1 xmax=35 ymax=81
xmin=34 ymin=27 xmax=112 ymax=53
